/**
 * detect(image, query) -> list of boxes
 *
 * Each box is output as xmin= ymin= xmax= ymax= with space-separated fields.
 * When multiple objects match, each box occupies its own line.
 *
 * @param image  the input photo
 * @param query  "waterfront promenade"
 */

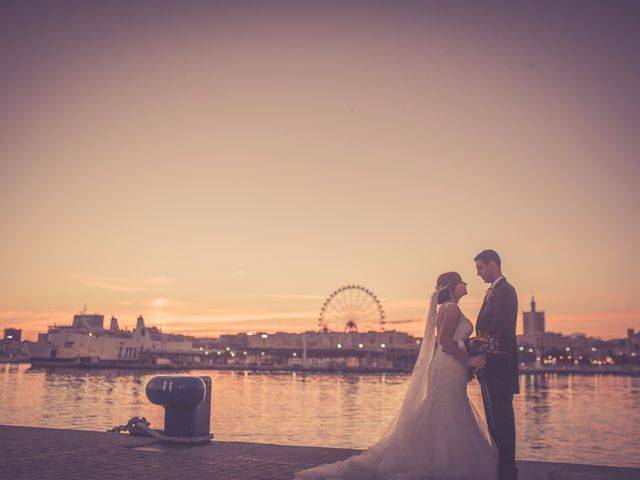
xmin=1 ymin=424 xmax=638 ymax=480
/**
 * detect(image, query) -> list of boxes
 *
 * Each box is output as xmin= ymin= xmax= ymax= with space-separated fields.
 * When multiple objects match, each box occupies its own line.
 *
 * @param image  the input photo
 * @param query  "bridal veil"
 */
xmin=294 ymin=290 xmax=442 ymax=479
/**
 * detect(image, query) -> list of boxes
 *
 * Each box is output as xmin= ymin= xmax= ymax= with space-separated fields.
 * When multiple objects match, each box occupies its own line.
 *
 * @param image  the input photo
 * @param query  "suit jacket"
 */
xmin=476 ymin=277 xmax=520 ymax=395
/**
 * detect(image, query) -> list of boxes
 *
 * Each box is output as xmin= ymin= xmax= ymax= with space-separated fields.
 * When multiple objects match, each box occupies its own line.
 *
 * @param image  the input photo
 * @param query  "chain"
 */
xmin=108 ymin=416 xmax=150 ymax=434
xmin=108 ymin=416 xmax=213 ymax=443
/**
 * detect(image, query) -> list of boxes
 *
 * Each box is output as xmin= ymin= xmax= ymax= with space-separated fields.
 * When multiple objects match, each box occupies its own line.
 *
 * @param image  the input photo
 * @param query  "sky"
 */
xmin=1 ymin=1 xmax=639 ymax=341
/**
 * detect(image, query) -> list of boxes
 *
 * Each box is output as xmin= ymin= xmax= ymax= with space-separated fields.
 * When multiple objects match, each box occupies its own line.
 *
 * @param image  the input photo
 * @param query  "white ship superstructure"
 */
xmin=27 ymin=313 xmax=201 ymax=368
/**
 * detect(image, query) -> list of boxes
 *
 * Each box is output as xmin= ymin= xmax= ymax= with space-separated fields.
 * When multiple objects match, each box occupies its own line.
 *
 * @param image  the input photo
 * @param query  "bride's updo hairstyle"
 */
xmin=436 ymin=271 xmax=462 ymax=304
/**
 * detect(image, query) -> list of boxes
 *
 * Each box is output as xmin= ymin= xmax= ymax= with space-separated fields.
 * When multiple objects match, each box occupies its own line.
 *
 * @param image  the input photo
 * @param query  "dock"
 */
xmin=1 ymin=424 xmax=638 ymax=479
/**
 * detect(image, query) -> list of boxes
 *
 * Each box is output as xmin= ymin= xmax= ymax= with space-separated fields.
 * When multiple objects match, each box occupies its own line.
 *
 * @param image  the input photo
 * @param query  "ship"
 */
xmin=27 ymin=313 xmax=422 ymax=372
xmin=27 ymin=313 xmax=204 ymax=369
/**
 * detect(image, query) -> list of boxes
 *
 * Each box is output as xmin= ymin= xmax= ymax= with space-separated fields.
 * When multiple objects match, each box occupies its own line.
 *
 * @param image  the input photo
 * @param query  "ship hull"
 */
xmin=28 ymin=357 xmax=186 ymax=369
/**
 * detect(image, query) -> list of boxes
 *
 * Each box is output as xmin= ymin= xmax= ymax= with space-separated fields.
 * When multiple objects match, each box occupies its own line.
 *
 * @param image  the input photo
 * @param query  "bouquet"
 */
xmin=468 ymin=333 xmax=505 ymax=356
xmin=466 ymin=333 xmax=506 ymax=382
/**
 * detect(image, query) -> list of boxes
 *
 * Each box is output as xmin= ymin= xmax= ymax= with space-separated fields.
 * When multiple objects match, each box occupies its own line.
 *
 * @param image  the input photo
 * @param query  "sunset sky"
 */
xmin=1 ymin=1 xmax=639 ymax=341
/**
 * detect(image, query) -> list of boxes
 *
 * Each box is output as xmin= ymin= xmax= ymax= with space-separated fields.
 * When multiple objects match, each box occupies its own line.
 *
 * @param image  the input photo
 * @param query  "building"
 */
xmin=523 ymin=297 xmax=545 ymax=334
xmin=515 ymin=304 xmax=640 ymax=366
xmin=0 ymin=328 xmax=29 ymax=362
xmin=519 ymin=297 xmax=546 ymax=356
xmin=4 ymin=328 xmax=22 ymax=342
xmin=203 ymin=330 xmax=420 ymax=371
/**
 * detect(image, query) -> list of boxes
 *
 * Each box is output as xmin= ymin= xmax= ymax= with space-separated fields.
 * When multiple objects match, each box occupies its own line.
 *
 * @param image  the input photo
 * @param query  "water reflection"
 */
xmin=0 ymin=364 xmax=638 ymax=468
xmin=520 ymin=374 xmax=550 ymax=452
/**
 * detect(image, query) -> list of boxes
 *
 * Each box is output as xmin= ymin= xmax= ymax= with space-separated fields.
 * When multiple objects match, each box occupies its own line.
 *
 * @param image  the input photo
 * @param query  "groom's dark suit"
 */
xmin=476 ymin=277 xmax=519 ymax=480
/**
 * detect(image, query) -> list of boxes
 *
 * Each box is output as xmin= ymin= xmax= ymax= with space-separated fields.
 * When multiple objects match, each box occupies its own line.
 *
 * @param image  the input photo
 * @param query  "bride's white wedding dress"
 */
xmin=294 ymin=293 xmax=498 ymax=480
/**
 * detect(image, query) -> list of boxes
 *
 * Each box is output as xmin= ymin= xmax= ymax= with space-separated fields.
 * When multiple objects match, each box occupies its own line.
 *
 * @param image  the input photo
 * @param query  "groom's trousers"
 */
xmin=481 ymin=380 xmax=517 ymax=480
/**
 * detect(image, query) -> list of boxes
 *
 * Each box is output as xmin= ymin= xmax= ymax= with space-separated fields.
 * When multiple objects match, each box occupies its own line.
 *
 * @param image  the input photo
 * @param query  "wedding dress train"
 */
xmin=294 ymin=294 xmax=498 ymax=480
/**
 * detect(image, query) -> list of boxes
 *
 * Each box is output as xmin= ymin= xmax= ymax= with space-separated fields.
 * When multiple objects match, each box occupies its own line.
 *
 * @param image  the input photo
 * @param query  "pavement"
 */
xmin=1 ymin=424 xmax=638 ymax=480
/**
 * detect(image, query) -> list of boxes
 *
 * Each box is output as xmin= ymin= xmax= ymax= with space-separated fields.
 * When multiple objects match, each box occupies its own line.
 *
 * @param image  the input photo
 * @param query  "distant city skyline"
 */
xmin=1 ymin=1 xmax=639 ymax=341
xmin=3 ymin=293 xmax=637 ymax=342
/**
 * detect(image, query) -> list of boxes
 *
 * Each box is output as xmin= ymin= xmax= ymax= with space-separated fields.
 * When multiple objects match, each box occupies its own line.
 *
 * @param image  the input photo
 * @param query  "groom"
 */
xmin=474 ymin=249 xmax=519 ymax=480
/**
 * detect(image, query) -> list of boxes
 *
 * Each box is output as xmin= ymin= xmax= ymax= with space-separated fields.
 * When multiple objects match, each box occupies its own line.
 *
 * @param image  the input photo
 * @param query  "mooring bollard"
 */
xmin=146 ymin=375 xmax=212 ymax=439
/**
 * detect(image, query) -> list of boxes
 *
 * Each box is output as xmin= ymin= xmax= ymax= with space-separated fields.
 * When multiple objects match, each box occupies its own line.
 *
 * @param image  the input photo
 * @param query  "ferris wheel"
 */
xmin=318 ymin=285 xmax=385 ymax=333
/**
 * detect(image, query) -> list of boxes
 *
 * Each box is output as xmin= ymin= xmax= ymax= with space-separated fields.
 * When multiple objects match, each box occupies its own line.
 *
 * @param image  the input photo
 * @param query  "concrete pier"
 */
xmin=0 ymin=424 xmax=638 ymax=480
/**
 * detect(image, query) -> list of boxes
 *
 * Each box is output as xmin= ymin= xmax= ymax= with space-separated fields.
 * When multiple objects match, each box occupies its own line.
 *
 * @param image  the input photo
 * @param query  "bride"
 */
xmin=294 ymin=272 xmax=498 ymax=480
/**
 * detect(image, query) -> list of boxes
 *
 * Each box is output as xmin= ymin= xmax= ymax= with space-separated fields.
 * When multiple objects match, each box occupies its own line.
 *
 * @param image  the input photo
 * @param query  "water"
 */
xmin=1 ymin=364 xmax=638 ymax=468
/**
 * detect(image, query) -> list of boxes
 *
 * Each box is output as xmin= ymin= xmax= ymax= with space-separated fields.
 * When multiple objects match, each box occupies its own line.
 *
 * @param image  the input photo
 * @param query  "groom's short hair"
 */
xmin=474 ymin=249 xmax=501 ymax=269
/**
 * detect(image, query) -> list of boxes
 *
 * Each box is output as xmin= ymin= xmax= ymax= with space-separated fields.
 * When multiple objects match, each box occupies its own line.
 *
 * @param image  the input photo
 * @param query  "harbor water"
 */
xmin=1 ymin=363 xmax=638 ymax=468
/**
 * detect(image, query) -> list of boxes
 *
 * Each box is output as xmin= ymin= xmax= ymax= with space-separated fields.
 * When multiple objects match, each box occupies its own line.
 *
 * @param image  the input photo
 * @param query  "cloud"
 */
xmin=0 ymin=310 xmax=67 ymax=321
xmin=0 ymin=310 xmax=73 ymax=332
xmin=81 ymin=280 xmax=141 ymax=291
xmin=257 ymin=294 xmax=326 ymax=300
xmin=551 ymin=310 xmax=640 ymax=322
xmin=179 ymin=310 xmax=319 ymax=324
xmin=65 ymin=274 xmax=173 ymax=292
xmin=380 ymin=298 xmax=428 ymax=309
xmin=139 ymin=310 xmax=321 ymax=336
xmin=384 ymin=318 xmax=423 ymax=325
